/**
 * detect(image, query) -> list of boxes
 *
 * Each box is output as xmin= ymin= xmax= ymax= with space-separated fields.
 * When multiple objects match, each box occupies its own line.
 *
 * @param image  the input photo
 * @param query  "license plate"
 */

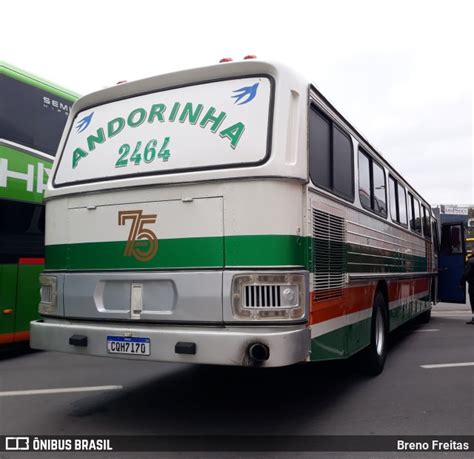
xmin=106 ymin=336 xmax=150 ymax=355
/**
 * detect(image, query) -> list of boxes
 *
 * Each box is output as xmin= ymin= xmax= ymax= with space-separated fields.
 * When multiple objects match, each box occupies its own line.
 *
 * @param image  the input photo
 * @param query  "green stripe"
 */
xmin=45 ymin=235 xmax=427 ymax=272
xmin=310 ymin=296 xmax=432 ymax=362
xmin=310 ymin=317 xmax=371 ymax=361
xmin=0 ymin=62 xmax=79 ymax=101
xmin=46 ymin=237 xmax=223 ymax=270
xmin=389 ymin=297 xmax=431 ymax=331
xmin=225 ymin=235 xmax=305 ymax=267
xmin=347 ymin=242 xmax=428 ymax=273
xmin=45 ymin=235 xmax=305 ymax=270
xmin=311 ymin=237 xmax=428 ymax=274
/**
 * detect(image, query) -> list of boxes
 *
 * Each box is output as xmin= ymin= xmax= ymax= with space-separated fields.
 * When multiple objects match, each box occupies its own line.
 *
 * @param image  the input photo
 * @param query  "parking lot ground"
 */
xmin=0 ymin=302 xmax=472 ymax=458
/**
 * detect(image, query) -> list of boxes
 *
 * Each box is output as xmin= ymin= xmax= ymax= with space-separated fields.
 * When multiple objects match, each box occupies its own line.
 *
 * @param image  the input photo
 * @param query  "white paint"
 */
xmin=414 ymin=328 xmax=439 ymax=332
xmin=66 ymin=196 xmax=224 ymax=242
xmin=431 ymin=311 xmax=472 ymax=316
xmin=310 ymin=307 xmax=372 ymax=338
xmin=421 ymin=362 xmax=474 ymax=369
xmin=0 ymin=385 xmax=123 ymax=397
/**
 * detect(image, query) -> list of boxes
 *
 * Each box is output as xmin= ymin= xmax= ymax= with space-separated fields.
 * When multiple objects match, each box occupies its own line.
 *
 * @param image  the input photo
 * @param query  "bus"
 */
xmin=30 ymin=59 xmax=466 ymax=374
xmin=0 ymin=62 xmax=78 ymax=346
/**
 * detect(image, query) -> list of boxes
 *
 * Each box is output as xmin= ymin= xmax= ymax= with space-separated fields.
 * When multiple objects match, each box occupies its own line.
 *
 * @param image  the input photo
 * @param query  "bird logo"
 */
xmin=231 ymin=83 xmax=259 ymax=105
xmin=75 ymin=112 xmax=94 ymax=133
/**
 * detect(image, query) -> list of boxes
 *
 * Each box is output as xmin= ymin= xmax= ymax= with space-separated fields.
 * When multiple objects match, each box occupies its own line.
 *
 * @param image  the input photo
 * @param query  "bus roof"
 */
xmin=0 ymin=61 xmax=79 ymax=102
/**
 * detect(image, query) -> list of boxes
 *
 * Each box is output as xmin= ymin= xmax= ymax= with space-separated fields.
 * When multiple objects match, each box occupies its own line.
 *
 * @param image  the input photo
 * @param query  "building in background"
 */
xmin=432 ymin=204 xmax=474 ymax=257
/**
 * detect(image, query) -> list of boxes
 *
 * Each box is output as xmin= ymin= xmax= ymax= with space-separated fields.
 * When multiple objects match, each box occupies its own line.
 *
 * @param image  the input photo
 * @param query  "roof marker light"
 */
xmin=116 ymin=80 xmax=128 ymax=85
xmin=219 ymin=58 xmax=233 ymax=63
xmin=243 ymin=55 xmax=257 ymax=60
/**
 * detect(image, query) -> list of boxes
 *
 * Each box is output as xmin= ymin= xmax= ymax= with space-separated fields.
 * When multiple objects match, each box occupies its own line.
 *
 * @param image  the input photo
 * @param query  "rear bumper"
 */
xmin=30 ymin=318 xmax=311 ymax=367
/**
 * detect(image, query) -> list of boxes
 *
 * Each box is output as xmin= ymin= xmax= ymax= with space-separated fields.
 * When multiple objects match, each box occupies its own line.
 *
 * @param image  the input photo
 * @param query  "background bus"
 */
xmin=0 ymin=62 xmax=78 ymax=346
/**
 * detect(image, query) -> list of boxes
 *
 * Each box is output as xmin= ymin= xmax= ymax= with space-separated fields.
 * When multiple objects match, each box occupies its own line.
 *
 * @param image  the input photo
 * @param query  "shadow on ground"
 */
xmin=65 ymin=319 xmax=424 ymax=435
xmin=0 ymin=343 xmax=37 ymax=361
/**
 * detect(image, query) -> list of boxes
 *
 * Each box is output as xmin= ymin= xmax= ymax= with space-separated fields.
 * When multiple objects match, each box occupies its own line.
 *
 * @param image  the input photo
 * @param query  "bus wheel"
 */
xmin=417 ymin=308 xmax=431 ymax=324
xmin=362 ymin=292 xmax=388 ymax=376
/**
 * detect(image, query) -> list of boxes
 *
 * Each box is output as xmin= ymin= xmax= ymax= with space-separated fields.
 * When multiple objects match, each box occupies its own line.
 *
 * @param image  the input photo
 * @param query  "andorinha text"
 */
xmin=72 ymin=103 xmax=246 ymax=168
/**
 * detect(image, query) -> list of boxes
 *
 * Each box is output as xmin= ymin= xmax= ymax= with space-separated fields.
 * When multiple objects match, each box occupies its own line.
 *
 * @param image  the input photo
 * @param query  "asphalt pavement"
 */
xmin=0 ymin=302 xmax=472 ymax=458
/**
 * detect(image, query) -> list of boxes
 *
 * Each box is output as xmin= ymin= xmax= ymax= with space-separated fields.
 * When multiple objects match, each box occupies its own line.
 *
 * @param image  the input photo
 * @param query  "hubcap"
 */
xmin=375 ymin=309 xmax=385 ymax=356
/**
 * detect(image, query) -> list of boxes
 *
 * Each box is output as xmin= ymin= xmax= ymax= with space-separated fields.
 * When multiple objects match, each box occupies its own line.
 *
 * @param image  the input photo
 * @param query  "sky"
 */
xmin=2 ymin=0 xmax=472 ymax=204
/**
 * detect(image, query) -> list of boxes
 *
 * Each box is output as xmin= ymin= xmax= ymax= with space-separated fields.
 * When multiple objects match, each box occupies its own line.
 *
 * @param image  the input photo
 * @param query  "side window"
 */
xmin=432 ymin=220 xmax=440 ymax=254
xmin=332 ymin=126 xmax=354 ymax=199
xmin=440 ymin=224 xmax=463 ymax=255
xmin=309 ymin=106 xmax=354 ymax=201
xmin=398 ymin=183 xmax=408 ymax=225
xmin=309 ymin=108 xmax=331 ymax=190
xmin=422 ymin=205 xmax=432 ymax=239
xmin=372 ymin=162 xmax=387 ymax=216
xmin=358 ymin=149 xmax=386 ymax=217
xmin=388 ymin=176 xmax=408 ymax=226
xmin=0 ymin=75 xmax=72 ymax=155
xmin=413 ymin=197 xmax=422 ymax=234
xmin=408 ymin=193 xmax=414 ymax=230
xmin=358 ymin=151 xmax=371 ymax=210
xmin=389 ymin=176 xmax=398 ymax=221
xmin=388 ymin=176 xmax=407 ymax=226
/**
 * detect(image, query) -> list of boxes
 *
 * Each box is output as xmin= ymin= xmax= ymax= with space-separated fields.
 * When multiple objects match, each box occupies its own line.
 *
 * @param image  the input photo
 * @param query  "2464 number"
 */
xmin=115 ymin=137 xmax=170 ymax=168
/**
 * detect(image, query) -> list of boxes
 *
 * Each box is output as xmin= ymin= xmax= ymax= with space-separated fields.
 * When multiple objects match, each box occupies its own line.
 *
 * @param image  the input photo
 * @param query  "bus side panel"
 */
xmin=14 ymin=263 xmax=42 ymax=342
xmin=309 ymin=283 xmax=376 ymax=360
xmin=307 ymin=188 xmax=432 ymax=362
xmin=388 ymin=277 xmax=431 ymax=331
xmin=0 ymin=264 xmax=18 ymax=345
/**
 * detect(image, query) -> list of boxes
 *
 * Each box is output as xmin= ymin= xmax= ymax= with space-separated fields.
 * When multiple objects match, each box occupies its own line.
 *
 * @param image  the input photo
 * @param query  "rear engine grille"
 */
xmin=312 ymin=209 xmax=346 ymax=301
xmin=243 ymin=285 xmax=282 ymax=308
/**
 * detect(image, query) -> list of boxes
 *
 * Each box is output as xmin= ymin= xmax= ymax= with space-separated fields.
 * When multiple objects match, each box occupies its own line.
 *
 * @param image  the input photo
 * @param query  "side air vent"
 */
xmin=312 ymin=209 xmax=346 ymax=301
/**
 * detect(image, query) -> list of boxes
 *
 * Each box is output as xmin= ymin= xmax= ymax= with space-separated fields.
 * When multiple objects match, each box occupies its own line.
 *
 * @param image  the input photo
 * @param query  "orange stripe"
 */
xmin=310 ymin=284 xmax=376 ymax=325
xmin=0 ymin=332 xmax=15 ymax=344
xmin=14 ymin=331 xmax=30 ymax=343
xmin=387 ymin=278 xmax=430 ymax=303
xmin=0 ymin=331 xmax=30 ymax=344
xmin=310 ymin=276 xmax=432 ymax=326
xmin=19 ymin=258 xmax=45 ymax=265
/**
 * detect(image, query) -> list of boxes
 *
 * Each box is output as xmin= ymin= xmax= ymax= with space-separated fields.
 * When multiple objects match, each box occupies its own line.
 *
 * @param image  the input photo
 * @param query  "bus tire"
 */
xmin=417 ymin=308 xmax=431 ymax=324
xmin=362 ymin=291 xmax=388 ymax=376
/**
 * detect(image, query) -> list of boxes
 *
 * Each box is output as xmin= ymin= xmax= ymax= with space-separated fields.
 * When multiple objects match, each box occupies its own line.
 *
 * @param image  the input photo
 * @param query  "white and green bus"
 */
xmin=30 ymin=59 xmax=466 ymax=373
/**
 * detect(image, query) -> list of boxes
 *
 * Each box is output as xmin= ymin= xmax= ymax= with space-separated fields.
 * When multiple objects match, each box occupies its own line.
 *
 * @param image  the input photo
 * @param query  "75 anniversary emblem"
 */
xmin=118 ymin=210 xmax=158 ymax=262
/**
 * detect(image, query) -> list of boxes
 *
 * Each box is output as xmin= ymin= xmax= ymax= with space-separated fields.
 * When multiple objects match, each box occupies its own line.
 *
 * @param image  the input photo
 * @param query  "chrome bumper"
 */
xmin=30 ymin=318 xmax=311 ymax=367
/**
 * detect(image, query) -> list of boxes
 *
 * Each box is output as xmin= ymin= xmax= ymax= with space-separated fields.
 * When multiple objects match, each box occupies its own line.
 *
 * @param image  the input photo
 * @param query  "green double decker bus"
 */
xmin=0 ymin=62 xmax=78 ymax=346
